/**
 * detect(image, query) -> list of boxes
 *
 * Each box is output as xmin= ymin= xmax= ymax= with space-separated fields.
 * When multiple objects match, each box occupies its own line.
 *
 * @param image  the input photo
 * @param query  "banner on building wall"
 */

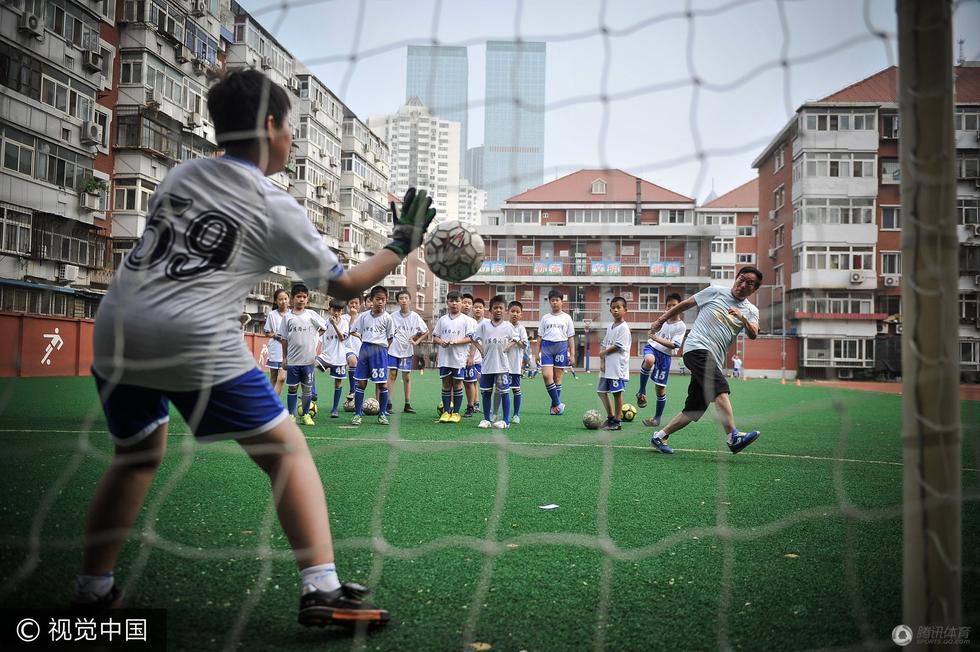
xmin=533 ymin=260 xmax=564 ymax=275
xmin=590 ymin=260 xmax=622 ymax=276
xmin=479 ymin=260 xmax=506 ymax=275
xmin=650 ymin=261 xmax=683 ymax=276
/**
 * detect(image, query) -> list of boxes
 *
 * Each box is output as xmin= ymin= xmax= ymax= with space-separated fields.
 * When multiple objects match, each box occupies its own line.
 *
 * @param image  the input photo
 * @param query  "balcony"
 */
xmin=792 ymin=223 xmax=878 ymax=246
xmin=791 ymin=269 xmax=877 ymax=290
xmin=477 ymin=223 xmax=720 ymax=239
xmin=468 ymin=256 xmax=707 ymax=284
xmin=505 ymin=303 xmax=673 ymax=327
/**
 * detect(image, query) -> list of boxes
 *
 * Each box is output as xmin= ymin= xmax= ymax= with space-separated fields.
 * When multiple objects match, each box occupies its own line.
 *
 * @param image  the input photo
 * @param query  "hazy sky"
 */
xmin=242 ymin=0 xmax=980 ymax=202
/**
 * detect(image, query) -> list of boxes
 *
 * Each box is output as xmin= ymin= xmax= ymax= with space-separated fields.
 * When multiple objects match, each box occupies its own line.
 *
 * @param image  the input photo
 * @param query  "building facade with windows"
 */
xmin=405 ymin=45 xmax=468 ymax=171
xmin=697 ymin=178 xmax=759 ymax=284
xmin=455 ymin=169 xmax=716 ymax=365
xmin=752 ymin=63 xmax=980 ymax=379
xmin=1 ymin=0 xmax=119 ymax=318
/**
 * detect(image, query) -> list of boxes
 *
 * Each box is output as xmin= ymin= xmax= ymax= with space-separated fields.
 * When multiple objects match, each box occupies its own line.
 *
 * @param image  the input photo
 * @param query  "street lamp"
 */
xmin=583 ymin=318 xmax=592 ymax=373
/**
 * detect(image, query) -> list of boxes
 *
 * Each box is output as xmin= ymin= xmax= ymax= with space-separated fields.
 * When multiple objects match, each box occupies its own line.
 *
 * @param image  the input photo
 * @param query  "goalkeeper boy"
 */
xmin=79 ymin=69 xmax=436 ymax=629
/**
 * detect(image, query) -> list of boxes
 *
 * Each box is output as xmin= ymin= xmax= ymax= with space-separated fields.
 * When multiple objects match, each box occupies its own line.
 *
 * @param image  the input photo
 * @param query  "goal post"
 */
xmin=897 ymin=0 xmax=962 ymax=634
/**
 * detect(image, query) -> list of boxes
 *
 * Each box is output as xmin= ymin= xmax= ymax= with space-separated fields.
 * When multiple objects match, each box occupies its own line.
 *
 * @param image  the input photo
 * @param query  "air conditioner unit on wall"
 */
xmin=849 ymin=271 xmax=863 ymax=284
xmin=974 ymin=274 xmax=980 ymax=286
xmin=190 ymin=0 xmax=206 ymax=17
xmin=260 ymin=56 xmax=272 ymax=70
xmin=186 ymin=112 xmax=202 ymax=128
xmin=175 ymin=45 xmax=192 ymax=63
xmin=58 ymin=264 xmax=79 ymax=282
xmin=80 ymin=121 xmax=103 ymax=146
xmin=82 ymin=51 xmax=103 ymax=73
xmin=767 ymin=248 xmax=777 ymax=259
xmin=18 ymin=11 xmax=43 ymax=38
xmin=145 ymin=89 xmax=160 ymax=108
xmin=973 ymin=224 xmax=980 ymax=237
xmin=883 ymin=275 xmax=898 ymax=287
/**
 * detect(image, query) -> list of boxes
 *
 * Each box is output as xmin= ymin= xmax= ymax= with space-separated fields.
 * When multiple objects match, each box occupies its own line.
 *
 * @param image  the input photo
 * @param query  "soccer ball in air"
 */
xmin=620 ymin=404 xmax=637 ymax=422
xmin=363 ymin=398 xmax=380 ymax=416
xmin=582 ymin=409 xmax=602 ymax=430
xmin=343 ymin=398 xmax=355 ymax=413
xmin=423 ymin=220 xmax=485 ymax=283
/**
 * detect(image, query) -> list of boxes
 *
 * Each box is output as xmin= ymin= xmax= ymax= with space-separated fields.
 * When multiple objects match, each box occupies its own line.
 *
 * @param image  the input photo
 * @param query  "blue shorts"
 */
xmin=463 ymin=363 xmax=482 ymax=383
xmin=649 ymin=350 xmax=673 ymax=387
xmin=439 ymin=366 xmax=464 ymax=380
xmin=314 ymin=358 xmax=347 ymax=380
xmin=540 ymin=340 xmax=569 ymax=368
xmin=286 ymin=364 xmax=315 ymax=386
xmin=266 ymin=360 xmax=283 ymax=370
xmin=354 ymin=342 xmax=390 ymax=383
xmin=597 ymin=377 xmax=627 ymax=394
xmin=391 ymin=356 xmax=414 ymax=372
xmin=93 ymin=367 xmax=288 ymax=446
xmin=509 ymin=373 xmax=522 ymax=389
xmin=479 ymin=372 xmax=512 ymax=392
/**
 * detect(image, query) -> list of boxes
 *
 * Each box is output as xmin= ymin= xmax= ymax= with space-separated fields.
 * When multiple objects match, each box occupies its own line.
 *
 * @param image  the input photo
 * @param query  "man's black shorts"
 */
xmin=682 ymin=349 xmax=731 ymax=420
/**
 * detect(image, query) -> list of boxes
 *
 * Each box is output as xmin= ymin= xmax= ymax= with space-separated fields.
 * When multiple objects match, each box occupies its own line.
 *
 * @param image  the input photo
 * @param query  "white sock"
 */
xmin=653 ymin=430 xmax=667 ymax=441
xmin=75 ymin=573 xmax=114 ymax=601
xmin=300 ymin=563 xmax=340 ymax=594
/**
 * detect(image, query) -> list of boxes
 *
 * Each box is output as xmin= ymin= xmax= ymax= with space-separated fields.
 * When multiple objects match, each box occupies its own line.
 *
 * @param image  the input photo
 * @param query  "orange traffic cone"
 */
xmin=780 ymin=377 xmax=786 ymax=385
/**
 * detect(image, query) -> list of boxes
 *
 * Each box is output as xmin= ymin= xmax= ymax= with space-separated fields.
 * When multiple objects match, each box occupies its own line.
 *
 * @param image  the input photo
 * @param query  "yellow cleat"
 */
xmin=302 ymin=413 xmax=315 ymax=426
xmin=449 ymin=412 xmax=462 ymax=424
xmin=438 ymin=412 xmax=452 ymax=423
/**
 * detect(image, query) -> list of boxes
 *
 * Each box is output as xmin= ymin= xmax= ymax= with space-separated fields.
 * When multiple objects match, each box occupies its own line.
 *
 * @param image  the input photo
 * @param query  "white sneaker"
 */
xmin=478 ymin=419 xmax=492 ymax=428
xmin=492 ymin=420 xmax=509 ymax=429
xmin=511 ymin=415 xmax=521 ymax=424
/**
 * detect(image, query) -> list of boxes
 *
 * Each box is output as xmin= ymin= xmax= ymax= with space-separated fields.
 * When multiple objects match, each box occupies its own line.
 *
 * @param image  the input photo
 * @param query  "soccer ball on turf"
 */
xmin=308 ymin=401 xmax=318 ymax=417
xmin=423 ymin=220 xmax=485 ymax=282
xmin=363 ymin=398 xmax=380 ymax=416
xmin=620 ymin=404 xmax=637 ymax=422
xmin=437 ymin=403 xmax=445 ymax=416
xmin=343 ymin=398 xmax=355 ymax=413
xmin=582 ymin=409 xmax=602 ymax=430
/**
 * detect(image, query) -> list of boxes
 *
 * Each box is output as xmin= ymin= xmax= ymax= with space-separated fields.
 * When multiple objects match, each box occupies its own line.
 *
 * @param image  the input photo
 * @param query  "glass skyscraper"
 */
xmin=482 ymin=41 xmax=546 ymax=208
xmin=406 ymin=45 xmax=469 ymax=163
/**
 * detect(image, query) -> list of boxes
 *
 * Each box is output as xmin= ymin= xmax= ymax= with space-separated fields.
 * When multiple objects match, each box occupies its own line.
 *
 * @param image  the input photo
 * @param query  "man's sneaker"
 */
xmin=463 ymin=406 xmax=475 ymax=418
xmin=478 ymin=419 xmax=492 ymax=428
xmin=330 ymin=410 xmax=339 ymax=418
xmin=298 ymin=583 xmax=390 ymax=628
xmin=351 ymin=415 xmax=362 ymax=426
xmin=473 ymin=402 xmax=481 ymax=412
xmin=601 ymin=419 xmax=622 ymax=431
xmin=511 ymin=415 xmax=521 ymax=424
xmin=650 ymin=436 xmax=674 ymax=454
xmin=636 ymin=393 xmax=648 ymax=409
xmin=641 ymin=416 xmax=661 ymax=428
xmin=492 ymin=420 xmax=509 ymax=429
xmin=302 ymin=413 xmax=315 ymax=426
xmin=378 ymin=414 xmax=390 ymax=425
xmin=449 ymin=412 xmax=462 ymax=424
xmin=71 ymin=586 xmax=123 ymax=609
xmin=556 ymin=403 xmax=565 ymax=415
xmin=404 ymin=404 xmax=417 ymax=414
xmin=728 ymin=430 xmax=761 ymax=454
xmin=438 ymin=412 xmax=452 ymax=423
xmin=346 ymin=392 xmax=355 ymax=402
xmin=308 ymin=402 xmax=319 ymax=417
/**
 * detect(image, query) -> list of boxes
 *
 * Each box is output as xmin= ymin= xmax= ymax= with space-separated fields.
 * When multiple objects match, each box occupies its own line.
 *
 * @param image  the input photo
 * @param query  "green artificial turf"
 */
xmin=0 ymin=374 xmax=977 ymax=651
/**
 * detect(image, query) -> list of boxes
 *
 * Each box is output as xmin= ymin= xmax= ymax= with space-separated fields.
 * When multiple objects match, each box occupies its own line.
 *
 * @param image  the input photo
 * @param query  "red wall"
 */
xmin=0 ymin=313 xmax=272 ymax=377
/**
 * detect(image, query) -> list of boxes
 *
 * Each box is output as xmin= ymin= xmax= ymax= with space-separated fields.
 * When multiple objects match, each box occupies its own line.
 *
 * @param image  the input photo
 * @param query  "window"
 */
xmin=960 ymin=293 xmax=979 ymax=322
xmin=773 ymin=144 xmax=785 ymax=173
xmin=773 ymin=224 xmax=784 ymax=249
xmin=0 ymin=208 xmax=32 ymax=255
xmin=591 ymin=179 xmax=606 ymax=194
xmin=796 ymin=245 xmax=874 ymax=271
xmin=954 ymin=107 xmax=980 ymax=132
xmin=881 ymin=114 xmax=900 ymax=139
xmin=802 ymin=109 xmax=876 ymax=132
xmin=711 ymin=238 xmax=735 ymax=254
xmin=416 ymin=269 xmax=426 ymax=288
xmin=736 ymin=226 xmax=755 ymax=237
xmin=773 ymin=185 xmax=785 ymax=210
xmin=736 ymin=253 xmax=756 ymax=264
xmin=711 ymin=266 xmax=735 ymax=280
xmin=802 ymin=152 xmax=876 ymax=178
xmin=803 ymin=337 xmax=873 ymax=367
xmin=881 ymin=159 xmax=900 ymax=184
xmin=637 ymin=287 xmax=660 ymax=311
xmin=882 ymin=206 xmax=901 ymax=230
xmin=503 ymin=209 xmax=539 ymax=224
xmin=773 ymin=263 xmax=784 ymax=287
xmin=498 ymin=239 xmax=516 ymax=261
xmin=959 ymin=246 xmax=980 ymax=273
xmin=417 ymin=293 xmax=425 ymax=311
xmin=956 ymin=157 xmax=979 ymax=179
xmin=792 ymin=198 xmax=875 ymax=226
xmin=568 ymin=209 xmax=632 ymax=224
xmin=661 ymin=209 xmax=692 ymax=224
xmin=702 ymin=213 xmax=735 ymax=225
xmin=962 ymin=341 xmax=980 ymax=370
xmin=959 ymin=199 xmax=979 ymax=225
xmin=3 ymin=130 xmax=34 ymax=176
xmin=113 ymin=178 xmax=157 ymax=212
xmin=881 ymin=252 xmax=902 ymax=275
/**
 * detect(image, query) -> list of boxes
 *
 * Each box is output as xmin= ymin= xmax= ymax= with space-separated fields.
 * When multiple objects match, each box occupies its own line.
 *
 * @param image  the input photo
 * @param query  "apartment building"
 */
xmin=752 ymin=63 xmax=980 ymax=379
xmin=455 ymin=169 xmax=717 ymax=364
xmin=697 ymin=178 xmax=760 ymax=284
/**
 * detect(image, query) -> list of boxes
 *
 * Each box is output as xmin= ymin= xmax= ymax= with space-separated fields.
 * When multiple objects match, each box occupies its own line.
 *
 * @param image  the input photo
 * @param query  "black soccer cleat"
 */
xmin=463 ymin=406 xmax=475 ymax=418
xmin=298 ymin=583 xmax=390 ymax=628
xmin=403 ymin=404 xmax=417 ymax=414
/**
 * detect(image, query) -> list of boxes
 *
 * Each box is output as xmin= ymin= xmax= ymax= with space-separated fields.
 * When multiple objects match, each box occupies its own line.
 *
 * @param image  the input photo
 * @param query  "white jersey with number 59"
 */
xmin=92 ymin=156 xmax=345 ymax=391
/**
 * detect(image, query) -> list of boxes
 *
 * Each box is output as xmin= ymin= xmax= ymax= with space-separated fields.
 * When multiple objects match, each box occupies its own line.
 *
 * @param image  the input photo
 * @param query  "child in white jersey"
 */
xmin=387 ymin=289 xmax=428 ymax=414
xmin=282 ymin=284 xmax=326 ymax=425
xmin=538 ymin=289 xmax=576 ymax=415
xmin=349 ymin=286 xmax=395 ymax=425
xmin=263 ymin=288 xmax=290 ymax=396
xmin=637 ymin=293 xmax=687 ymax=427
xmin=340 ymin=296 xmax=362 ymax=401
xmin=473 ymin=295 xmax=518 ymax=429
xmin=597 ymin=296 xmax=632 ymax=431
xmin=432 ymin=291 xmax=475 ymax=423
xmin=315 ymin=298 xmax=351 ymax=418
xmin=79 ymin=68 xmax=438 ymax=629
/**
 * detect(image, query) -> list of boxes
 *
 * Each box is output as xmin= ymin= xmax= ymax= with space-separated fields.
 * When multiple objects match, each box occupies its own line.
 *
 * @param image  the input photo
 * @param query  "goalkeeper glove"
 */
xmin=384 ymin=187 xmax=436 ymax=259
